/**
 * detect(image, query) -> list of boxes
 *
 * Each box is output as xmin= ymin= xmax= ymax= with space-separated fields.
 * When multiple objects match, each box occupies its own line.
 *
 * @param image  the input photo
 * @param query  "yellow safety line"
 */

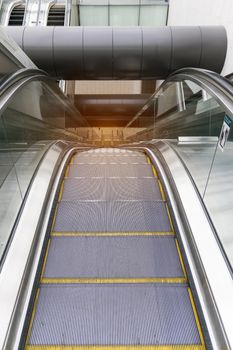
xmin=25 ymin=289 xmax=40 ymax=346
xmin=58 ymin=181 xmax=65 ymax=202
xmin=65 ymin=165 xmax=70 ymax=177
xmin=152 ymin=166 xmax=158 ymax=177
xmin=51 ymin=231 xmax=175 ymax=237
xmin=51 ymin=204 xmax=59 ymax=232
xmin=40 ymin=239 xmax=51 ymax=278
xmin=41 ymin=277 xmax=187 ymax=284
xmin=158 ymin=180 xmax=166 ymax=201
xmin=165 ymin=204 xmax=175 ymax=233
xmin=26 ymin=344 xmax=205 ymax=350
xmin=188 ymin=288 xmax=205 ymax=347
xmin=147 ymin=156 xmax=151 ymax=164
xmin=175 ymin=239 xmax=187 ymax=280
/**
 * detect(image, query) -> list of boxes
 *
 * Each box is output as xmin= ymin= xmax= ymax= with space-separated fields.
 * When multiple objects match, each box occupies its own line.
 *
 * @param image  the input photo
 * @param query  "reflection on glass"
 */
xmin=203 ymin=134 xmax=233 ymax=268
xmin=0 ymin=79 xmax=88 ymax=262
xmin=79 ymin=1 xmax=168 ymax=26
xmin=110 ymin=5 xmax=139 ymax=25
xmin=80 ymin=5 xmax=108 ymax=25
xmin=140 ymin=5 xmax=168 ymax=26
xmin=125 ymin=75 xmax=233 ymax=272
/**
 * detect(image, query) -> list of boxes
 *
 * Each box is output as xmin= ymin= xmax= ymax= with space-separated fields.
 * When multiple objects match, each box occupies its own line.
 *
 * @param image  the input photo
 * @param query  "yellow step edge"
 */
xmin=51 ymin=204 xmax=59 ymax=232
xmin=158 ymin=180 xmax=166 ymax=201
xmin=41 ymin=277 xmax=187 ymax=284
xmin=25 ymin=289 xmax=40 ymax=346
xmin=26 ymin=344 xmax=205 ymax=350
xmin=152 ymin=165 xmax=158 ymax=177
xmin=58 ymin=181 xmax=65 ymax=202
xmin=188 ymin=288 xmax=205 ymax=347
xmin=40 ymin=240 xmax=51 ymax=278
xmin=165 ymin=204 xmax=175 ymax=233
xmin=175 ymin=239 xmax=187 ymax=280
xmin=64 ymin=165 xmax=70 ymax=177
xmin=51 ymin=232 xmax=175 ymax=237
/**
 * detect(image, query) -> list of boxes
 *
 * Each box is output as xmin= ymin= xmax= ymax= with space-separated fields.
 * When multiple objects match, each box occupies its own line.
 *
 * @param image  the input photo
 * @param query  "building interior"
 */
xmin=0 ymin=1 xmax=233 ymax=350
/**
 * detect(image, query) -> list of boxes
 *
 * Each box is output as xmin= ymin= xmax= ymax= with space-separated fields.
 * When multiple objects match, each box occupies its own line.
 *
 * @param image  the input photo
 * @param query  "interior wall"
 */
xmin=168 ymin=0 xmax=233 ymax=76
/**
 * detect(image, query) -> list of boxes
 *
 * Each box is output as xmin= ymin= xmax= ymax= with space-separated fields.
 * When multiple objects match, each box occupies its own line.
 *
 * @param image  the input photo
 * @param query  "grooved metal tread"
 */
xmin=76 ymin=149 xmax=142 ymax=156
xmin=43 ymin=236 xmax=184 ymax=279
xmin=67 ymin=164 xmax=154 ymax=178
xmin=28 ymin=284 xmax=201 ymax=346
xmin=25 ymin=148 xmax=205 ymax=350
xmin=53 ymin=200 xmax=172 ymax=233
xmin=61 ymin=177 xmax=162 ymax=201
xmin=73 ymin=154 xmax=148 ymax=164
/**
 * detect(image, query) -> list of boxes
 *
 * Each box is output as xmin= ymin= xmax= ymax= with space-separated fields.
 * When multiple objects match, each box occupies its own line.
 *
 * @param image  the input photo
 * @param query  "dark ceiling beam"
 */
xmin=6 ymin=26 xmax=227 ymax=80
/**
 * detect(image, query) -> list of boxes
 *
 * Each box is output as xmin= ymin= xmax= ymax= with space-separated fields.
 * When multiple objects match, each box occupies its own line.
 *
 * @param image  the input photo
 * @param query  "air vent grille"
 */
xmin=8 ymin=4 xmax=25 ymax=26
xmin=47 ymin=5 xmax=65 ymax=26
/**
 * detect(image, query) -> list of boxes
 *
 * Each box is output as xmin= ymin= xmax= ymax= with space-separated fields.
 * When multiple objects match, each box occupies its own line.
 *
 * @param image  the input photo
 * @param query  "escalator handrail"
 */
xmin=0 ymin=67 xmax=89 ymax=126
xmin=0 ymin=68 xmax=48 ymax=96
xmin=125 ymin=67 xmax=233 ymax=128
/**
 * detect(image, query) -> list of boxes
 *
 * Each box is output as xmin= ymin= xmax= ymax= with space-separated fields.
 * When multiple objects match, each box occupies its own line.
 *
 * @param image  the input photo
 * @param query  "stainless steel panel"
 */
xmin=146 ymin=142 xmax=233 ymax=349
xmin=0 ymin=141 xmax=70 ymax=350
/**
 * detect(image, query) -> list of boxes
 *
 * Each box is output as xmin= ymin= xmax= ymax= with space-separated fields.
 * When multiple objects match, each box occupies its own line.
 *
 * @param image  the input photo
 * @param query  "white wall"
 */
xmin=168 ymin=0 xmax=233 ymax=75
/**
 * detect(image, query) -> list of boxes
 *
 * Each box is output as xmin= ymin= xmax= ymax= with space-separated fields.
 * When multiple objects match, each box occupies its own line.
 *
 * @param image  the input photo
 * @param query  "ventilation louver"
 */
xmin=47 ymin=5 xmax=65 ymax=26
xmin=8 ymin=4 xmax=25 ymax=26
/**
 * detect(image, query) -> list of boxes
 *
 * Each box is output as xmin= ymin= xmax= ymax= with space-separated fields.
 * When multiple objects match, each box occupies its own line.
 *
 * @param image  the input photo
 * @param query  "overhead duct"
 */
xmin=6 ymin=26 xmax=227 ymax=80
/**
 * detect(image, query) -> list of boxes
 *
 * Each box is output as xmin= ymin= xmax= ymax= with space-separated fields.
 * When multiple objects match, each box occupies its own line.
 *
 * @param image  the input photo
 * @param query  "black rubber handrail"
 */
xmin=125 ymin=67 xmax=233 ymax=128
xmin=0 ymin=68 xmax=48 ymax=97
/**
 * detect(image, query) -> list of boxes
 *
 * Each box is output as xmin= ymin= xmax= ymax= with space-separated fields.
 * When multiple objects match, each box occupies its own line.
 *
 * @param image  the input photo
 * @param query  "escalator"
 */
xmin=0 ymin=66 xmax=233 ymax=350
xmin=25 ymin=148 xmax=205 ymax=350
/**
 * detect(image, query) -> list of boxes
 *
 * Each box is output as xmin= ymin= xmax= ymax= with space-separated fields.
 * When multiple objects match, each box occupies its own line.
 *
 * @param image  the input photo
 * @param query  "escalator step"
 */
xmin=67 ymin=164 xmax=154 ymax=178
xmin=60 ymin=177 xmax=162 ymax=201
xmin=53 ymin=200 xmax=172 ymax=233
xmin=42 ymin=236 xmax=184 ymax=280
xmin=27 ymin=284 xmax=202 ymax=347
xmin=73 ymin=154 xmax=148 ymax=164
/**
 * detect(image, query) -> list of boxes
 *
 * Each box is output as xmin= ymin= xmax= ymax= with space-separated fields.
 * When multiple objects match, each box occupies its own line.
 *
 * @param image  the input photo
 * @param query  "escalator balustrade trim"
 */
xmin=24 ymin=149 xmax=206 ymax=350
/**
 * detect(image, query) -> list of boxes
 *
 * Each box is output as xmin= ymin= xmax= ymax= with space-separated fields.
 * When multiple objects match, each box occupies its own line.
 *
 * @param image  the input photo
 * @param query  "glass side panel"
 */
xmin=0 ymin=79 xmax=86 ymax=262
xmin=79 ymin=6 xmax=108 ymax=26
xmin=204 ymin=136 xmax=233 ymax=267
xmin=110 ymin=5 xmax=139 ymax=26
xmin=124 ymin=75 xmax=233 ymax=271
xmin=140 ymin=5 xmax=168 ymax=26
